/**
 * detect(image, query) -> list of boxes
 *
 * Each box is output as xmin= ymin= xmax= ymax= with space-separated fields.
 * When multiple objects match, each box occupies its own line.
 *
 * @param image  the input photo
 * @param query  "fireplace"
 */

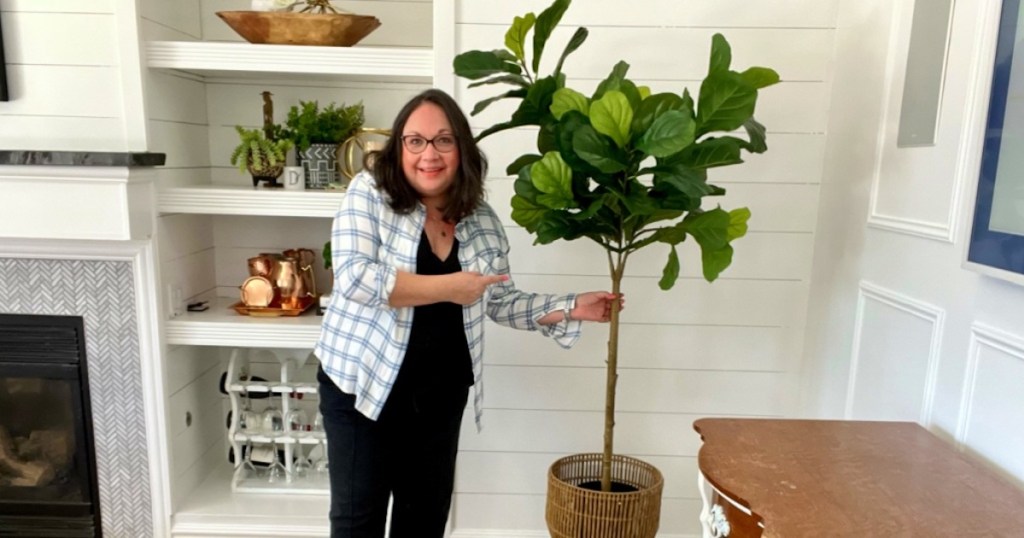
xmin=0 ymin=314 xmax=101 ymax=537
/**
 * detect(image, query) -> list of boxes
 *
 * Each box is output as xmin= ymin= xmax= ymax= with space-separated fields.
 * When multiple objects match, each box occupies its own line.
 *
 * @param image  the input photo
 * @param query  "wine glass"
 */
xmin=312 ymin=438 xmax=329 ymax=483
xmin=266 ymin=440 xmax=286 ymax=484
xmin=241 ymin=440 xmax=262 ymax=479
xmin=292 ymin=445 xmax=312 ymax=481
xmin=312 ymin=410 xmax=324 ymax=433
xmin=238 ymin=389 xmax=260 ymax=434
xmin=261 ymin=396 xmax=284 ymax=436
xmin=285 ymin=403 xmax=309 ymax=438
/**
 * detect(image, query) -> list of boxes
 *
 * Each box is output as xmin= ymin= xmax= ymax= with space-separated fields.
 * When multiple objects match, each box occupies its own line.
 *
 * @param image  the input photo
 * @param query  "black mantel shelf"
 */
xmin=0 ymin=151 xmax=166 ymax=167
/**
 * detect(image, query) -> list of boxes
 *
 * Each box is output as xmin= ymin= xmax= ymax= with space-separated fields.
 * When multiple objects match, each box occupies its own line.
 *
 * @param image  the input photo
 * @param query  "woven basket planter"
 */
xmin=546 ymin=453 xmax=664 ymax=538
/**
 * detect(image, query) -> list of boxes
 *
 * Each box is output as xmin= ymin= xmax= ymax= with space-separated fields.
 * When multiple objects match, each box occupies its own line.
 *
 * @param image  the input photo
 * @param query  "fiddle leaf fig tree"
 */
xmin=454 ymin=0 xmax=778 ymax=493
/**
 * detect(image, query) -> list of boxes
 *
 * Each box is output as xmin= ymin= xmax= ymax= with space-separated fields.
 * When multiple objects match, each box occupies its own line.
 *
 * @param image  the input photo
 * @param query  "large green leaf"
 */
xmin=472 ymin=89 xmax=528 ymax=116
xmin=532 ymin=0 xmax=571 ymax=72
xmin=697 ymin=71 xmax=757 ymax=135
xmin=684 ymin=137 xmax=745 ymax=169
xmin=727 ymin=207 xmax=751 ymax=240
xmin=505 ymin=13 xmax=536 ymax=62
xmin=536 ymin=212 xmax=572 ymax=244
xmin=647 ymin=161 xmax=713 ymax=200
xmin=476 ymin=120 xmax=518 ymax=142
xmin=554 ymin=27 xmax=589 ymax=77
xmin=708 ymin=33 xmax=732 ymax=74
xmin=653 ymin=221 xmax=688 ymax=245
xmin=590 ymin=91 xmax=633 ymax=148
xmin=511 ymin=195 xmax=546 ymax=231
xmin=742 ymin=117 xmax=767 ymax=153
xmin=555 ymin=111 xmax=608 ymax=179
xmin=686 ymin=208 xmax=731 ymax=249
xmin=551 ymin=88 xmax=589 ymax=120
xmin=740 ymin=67 xmax=781 ymax=89
xmin=468 ymin=73 xmax=530 ymax=89
xmin=659 ymin=247 xmax=681 ymax=290
xmin=593 ymin=61 xmax=630 ymax=101
xmin=632 ymin=93 xmax=685 ymax=138
xmin=538 ymin=120 xmax=559 ymax=154
xmin=531 ymin=152 xmax=574 ymax=208
xmin=512 ymin=75 xmax=562 ymax=125
xmin=572 ymin=124 xmax=628 ymax=173
xmin=701 ymin=243 xmax=733 ymax=281
xmin=453 ymin=50 xmax=522 ymax=80
xmin=637 ymin=110 xmax=696 ymax=158
xmin=506 ymin=153 xmax=543 ymax=176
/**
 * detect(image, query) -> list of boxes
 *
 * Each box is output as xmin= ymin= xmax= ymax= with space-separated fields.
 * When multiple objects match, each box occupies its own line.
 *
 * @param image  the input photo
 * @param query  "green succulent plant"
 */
xmin=454 ymin=0 xmax=779 ymax=492
xmin=278 ymin=100 xmax=365 ymax=151
xmin=229 ymin=126 xmax=293 ymax=174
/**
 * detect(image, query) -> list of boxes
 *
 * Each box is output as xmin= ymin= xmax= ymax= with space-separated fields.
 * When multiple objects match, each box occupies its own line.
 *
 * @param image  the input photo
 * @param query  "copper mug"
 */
xmin=247 ymin=255 xmax=276 ymax=278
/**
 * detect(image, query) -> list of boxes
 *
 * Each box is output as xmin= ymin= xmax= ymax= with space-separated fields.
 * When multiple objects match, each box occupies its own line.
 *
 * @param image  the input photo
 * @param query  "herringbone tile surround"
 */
xmin=0 ymin=257 xmax=152 ymax=537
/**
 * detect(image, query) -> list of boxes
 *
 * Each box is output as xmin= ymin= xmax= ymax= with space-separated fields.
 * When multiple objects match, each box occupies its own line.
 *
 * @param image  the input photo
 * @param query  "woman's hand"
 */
xmin=446 ymin=272 xmax=509 ymax=305
xmin=571 ymin=291 xmax=624 ymax=323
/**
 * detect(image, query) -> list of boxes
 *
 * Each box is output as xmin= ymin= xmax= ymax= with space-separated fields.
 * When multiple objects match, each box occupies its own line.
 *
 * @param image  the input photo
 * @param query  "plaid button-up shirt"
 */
xmin=314 ymin=172 xmax=581 ymax=429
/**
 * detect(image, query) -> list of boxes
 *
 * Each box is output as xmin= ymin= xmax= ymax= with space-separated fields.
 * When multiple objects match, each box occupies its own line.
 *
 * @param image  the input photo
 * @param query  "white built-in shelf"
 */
xmin=172 ymin=465 xmax=329 ymax=537
xmin=165 ymin=297 xmax=321 ymax=349
xmin=146 ymin=40 xmax=433 ymax=82
xmin=159 ymin=185 xmax=343 ymax=218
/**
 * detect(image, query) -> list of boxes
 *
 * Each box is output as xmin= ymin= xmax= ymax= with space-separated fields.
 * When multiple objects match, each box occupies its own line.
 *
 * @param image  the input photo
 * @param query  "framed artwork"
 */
xmin=966 ymin=0 xmax=1024 ymax=283
xmin=0 ymin=11 xmax=8 ymax=101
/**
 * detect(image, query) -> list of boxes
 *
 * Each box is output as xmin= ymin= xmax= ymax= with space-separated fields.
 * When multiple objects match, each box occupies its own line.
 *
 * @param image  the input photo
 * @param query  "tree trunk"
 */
xmin=601 ymin=270 xmax=623 ymax=492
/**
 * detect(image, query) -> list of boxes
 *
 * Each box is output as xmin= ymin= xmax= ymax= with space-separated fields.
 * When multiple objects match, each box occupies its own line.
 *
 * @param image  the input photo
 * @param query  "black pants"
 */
xmin=317 ymin=367 xmax=469 ymax=538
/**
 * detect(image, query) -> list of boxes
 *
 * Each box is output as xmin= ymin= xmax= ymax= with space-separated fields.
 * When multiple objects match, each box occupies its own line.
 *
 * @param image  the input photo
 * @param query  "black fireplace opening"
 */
xmin=0 ymin=314 xmax=102 ymax=538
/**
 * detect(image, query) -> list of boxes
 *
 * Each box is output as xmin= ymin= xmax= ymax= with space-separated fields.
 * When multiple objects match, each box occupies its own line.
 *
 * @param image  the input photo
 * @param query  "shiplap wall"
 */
xmin=451 ymin=1 xmax=837 ymax=535
xmin=0 ymin=0 xmax=127 ymax=150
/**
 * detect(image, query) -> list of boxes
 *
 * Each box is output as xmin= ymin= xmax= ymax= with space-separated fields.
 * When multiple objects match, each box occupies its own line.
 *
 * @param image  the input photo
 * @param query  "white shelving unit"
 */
xmin=166 ymin=297 xmax=322 ymax=349
xmin=147 ymin=41 xmax=433 ymax=82
xmin=159 ymin=185 xmax=344 ymax=218
xmin=146 ymin=5 xmax=451 ymax=530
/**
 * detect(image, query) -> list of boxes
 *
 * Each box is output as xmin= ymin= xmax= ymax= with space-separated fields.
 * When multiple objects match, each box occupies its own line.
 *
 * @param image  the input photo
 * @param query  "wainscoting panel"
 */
xmin=957 ymin=323 xmax=1024 ymax=485
xmin=846 ymin=281 xmax=944 ymax=423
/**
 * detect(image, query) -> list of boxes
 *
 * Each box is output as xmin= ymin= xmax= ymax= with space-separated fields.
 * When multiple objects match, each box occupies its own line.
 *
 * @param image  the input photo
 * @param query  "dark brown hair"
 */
xmin=369 ymin=88 xmax=487 ymax=222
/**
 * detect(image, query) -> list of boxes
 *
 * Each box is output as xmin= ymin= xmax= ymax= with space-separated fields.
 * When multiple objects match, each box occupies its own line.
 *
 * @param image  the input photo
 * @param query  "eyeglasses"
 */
xmin=401 ymin=134 xmax=458 ymax=154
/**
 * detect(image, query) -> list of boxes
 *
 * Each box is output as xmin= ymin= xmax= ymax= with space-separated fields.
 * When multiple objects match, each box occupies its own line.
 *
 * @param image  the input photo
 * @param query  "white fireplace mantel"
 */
xmin=0 ymin=164 xmax=157 ymax=242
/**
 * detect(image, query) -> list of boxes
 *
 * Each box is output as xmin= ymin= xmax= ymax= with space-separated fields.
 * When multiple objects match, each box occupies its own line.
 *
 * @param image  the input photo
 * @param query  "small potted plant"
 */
xmin=454 ymin=0 xmax=778 ymax=535
xmin=278 ymin=100 xmax=365 ymax=189
xmin=230 ymin=126 xmax=294 ymax=187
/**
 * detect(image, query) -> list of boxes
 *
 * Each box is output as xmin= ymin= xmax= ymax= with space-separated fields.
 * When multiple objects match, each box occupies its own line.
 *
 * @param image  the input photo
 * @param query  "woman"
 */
xmin=314 ymin=89 xmax=619 ymax=538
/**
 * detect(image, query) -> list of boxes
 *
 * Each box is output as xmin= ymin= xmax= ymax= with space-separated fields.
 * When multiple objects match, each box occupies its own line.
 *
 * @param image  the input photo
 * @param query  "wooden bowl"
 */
xmin=216 ymin=11 xmax=381 ymax=47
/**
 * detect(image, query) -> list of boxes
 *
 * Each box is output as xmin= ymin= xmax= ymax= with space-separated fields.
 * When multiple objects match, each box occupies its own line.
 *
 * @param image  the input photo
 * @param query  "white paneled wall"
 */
xmin=803 ymin=0 xmax=1024 ymax=508
xmin=0 ymin=0 xmax=126 ymax=150
xmin=452 ymin=1 xmax=836 ymax=535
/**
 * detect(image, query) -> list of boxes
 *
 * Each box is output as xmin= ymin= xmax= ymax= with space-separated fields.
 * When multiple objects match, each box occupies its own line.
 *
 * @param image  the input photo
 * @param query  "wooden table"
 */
xmin=693 ymin=418 xmax=1024 ymax=537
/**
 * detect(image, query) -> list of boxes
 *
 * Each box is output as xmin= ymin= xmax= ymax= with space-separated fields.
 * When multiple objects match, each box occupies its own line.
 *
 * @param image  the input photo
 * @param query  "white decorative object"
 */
xmin=706 ymin=504 xmax=731 ymax=537
xmin=251 ymin=0 xmax=299 ymax=12
xmin=283 ymin=166 xmax=305 ymax=191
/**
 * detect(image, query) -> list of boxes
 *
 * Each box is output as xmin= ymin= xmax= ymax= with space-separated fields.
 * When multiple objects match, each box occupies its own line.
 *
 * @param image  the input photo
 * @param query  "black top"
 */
xmin=0 ymin=151 xmax=166 ymax=167
xmin=390 ymin=231 xmax=474 ymax=402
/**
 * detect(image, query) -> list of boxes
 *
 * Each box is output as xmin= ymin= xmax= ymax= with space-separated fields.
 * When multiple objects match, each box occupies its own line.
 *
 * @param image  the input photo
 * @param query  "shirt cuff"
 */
xmin=539 ymin=294 xmax=583 ymax=349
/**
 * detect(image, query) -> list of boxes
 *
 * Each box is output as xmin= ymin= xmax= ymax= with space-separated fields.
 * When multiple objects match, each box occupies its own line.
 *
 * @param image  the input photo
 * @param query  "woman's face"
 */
xmin=401 ymin=102 xmax=460 ymax=205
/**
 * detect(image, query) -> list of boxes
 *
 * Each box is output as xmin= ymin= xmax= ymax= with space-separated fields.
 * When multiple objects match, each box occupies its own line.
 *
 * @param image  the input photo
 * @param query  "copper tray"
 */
xmin=232 ymin=296 xmax=316 ymax=317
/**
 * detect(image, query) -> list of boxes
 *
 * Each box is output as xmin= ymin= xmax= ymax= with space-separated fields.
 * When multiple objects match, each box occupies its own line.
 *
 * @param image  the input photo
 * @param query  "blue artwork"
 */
xmin=968 ymin=0 xmax=1024 ymax=279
